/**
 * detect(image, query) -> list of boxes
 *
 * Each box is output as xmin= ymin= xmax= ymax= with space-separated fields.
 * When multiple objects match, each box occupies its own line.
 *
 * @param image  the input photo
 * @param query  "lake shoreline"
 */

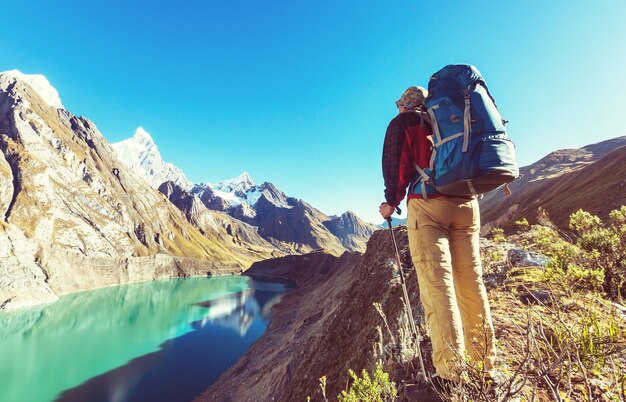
xmin=1 ymin=252 xmax=244 ymax=313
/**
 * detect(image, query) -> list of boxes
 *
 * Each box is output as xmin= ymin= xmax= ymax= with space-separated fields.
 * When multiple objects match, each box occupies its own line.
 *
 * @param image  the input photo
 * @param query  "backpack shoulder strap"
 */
xmin=413 ymin=109 xmax=431 ymax=127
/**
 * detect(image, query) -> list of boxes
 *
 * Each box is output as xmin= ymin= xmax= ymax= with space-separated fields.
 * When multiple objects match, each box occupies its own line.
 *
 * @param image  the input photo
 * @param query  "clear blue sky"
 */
xmin=1 ymin=0 xmax=625 ymax=223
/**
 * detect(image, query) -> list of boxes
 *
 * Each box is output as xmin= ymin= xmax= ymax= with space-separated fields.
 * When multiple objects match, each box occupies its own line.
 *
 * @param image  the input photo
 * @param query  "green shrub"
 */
xmin=544 ymin=264 xmax=605 ymax=292
xmin=569 ymin=208 xmax=626 ymax=299
xmin=337 ymin=364 xmax=397 ymax=402
xmin=515 ymin=218 xmax=530 ymax=231
xmin=526 ymin=206 xmax=626 ymax=299
xmin=491 ymin=227 xmax=506 ymax=243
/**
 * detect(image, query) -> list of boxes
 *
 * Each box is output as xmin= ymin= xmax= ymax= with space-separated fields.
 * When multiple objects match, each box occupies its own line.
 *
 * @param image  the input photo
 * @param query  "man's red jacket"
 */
xmin=382 ymin=110 xmax=441 ymax=208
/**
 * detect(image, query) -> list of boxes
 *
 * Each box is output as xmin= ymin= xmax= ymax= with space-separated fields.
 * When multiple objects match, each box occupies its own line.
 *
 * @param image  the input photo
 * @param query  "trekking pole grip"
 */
xmin=384 ymin=208 xmax=402 ymax=225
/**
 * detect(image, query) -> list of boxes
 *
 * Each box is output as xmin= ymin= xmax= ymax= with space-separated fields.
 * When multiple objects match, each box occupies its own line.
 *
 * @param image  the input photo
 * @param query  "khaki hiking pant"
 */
xmin=407 ymin=196 xmax=496 ymax=381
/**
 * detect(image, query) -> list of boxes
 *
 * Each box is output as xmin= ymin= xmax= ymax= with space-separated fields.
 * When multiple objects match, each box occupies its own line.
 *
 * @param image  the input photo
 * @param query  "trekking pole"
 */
xmin=386 ymin=214 xmax=428 ymax=381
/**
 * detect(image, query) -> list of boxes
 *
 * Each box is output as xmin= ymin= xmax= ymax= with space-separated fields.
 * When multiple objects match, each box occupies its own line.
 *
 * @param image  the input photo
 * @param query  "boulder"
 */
xmin=508 ymin=249 xmax=549 ymax=268
xmin=519 ymin=289 xmax=552 ymax=305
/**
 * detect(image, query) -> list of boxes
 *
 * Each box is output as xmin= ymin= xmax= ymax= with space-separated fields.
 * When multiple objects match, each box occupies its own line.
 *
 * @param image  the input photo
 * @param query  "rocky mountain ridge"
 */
xmin=112 ymin=128 xmax=378 ymax=254
xmin=0 ymin=70 xmax=376 ymax=311
xmin=157 ymin=180 xmax=279 ymax=258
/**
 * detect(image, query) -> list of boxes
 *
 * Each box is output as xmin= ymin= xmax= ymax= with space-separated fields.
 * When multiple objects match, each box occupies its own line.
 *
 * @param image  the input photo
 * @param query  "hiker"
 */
xmin=379 ymin=86 xmax=497 ymax=395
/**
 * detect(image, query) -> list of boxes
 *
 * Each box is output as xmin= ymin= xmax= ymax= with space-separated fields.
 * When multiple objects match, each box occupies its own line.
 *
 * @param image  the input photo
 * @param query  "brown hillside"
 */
xmin=481 ymin=137 xmax=626 ymax=233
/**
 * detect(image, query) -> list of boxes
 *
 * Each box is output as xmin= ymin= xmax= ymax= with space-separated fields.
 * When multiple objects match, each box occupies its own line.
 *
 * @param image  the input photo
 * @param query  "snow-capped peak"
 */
xmin=133 ymin=126 xmax=153 ymax=142
xmin=192 ymin=177 xmax=293 ymax=213
xmin=214 ymin=171 xmax=256 ymax=193
xmin=237 ymin=171 xmax=254 ymax=185
xmin=0 ymin=69 xmax=64 ymax=109
xmin=112 ymin=127 xmax=193 ymax=191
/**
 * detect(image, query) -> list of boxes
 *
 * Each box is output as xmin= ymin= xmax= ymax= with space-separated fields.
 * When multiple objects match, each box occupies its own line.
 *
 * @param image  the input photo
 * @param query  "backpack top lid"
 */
xmin=428 ymin=64 xmax=484 ymax=93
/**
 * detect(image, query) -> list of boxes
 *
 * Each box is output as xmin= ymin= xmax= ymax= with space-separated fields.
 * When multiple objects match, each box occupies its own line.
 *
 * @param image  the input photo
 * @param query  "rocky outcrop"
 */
xmin=507 ymin=249 xmax=549 ymax=268
xmin=251 ymin=198 xmax=342 ymax=254
xmin=519 ymin=289 xmax=552 ymax=306
xmin=191 ymin=184 xmax=229 ymax=212
xmin=0 ymin=224 xmax=58 ymax=309
xmin=0 ymin=72 xmax=260 ymax=311
xmin=197 ymin=227 xmax=423 ymax=402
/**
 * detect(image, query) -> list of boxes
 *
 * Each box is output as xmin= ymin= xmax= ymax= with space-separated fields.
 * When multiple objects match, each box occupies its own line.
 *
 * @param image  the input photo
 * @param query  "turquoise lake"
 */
xmin=0 ymin=275 xmax=291 ymax=402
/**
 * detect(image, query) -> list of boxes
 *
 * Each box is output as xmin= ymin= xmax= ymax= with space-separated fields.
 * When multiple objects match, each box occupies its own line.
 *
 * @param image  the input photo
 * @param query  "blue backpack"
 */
xmin=412 ymin=64 xmax=518 ymax=199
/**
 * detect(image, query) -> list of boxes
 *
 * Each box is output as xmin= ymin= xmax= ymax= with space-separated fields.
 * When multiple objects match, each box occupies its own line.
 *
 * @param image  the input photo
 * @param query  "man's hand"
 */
xmin=379 ymin=203 xmax=395 ymax=220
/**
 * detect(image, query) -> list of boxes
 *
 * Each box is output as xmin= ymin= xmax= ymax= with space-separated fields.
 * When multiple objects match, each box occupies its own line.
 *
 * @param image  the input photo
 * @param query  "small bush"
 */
xmin=337 ymin=364 xmax=397 ymax=402
xmin=515 ymin=218 xmax=530 ymax=231
xmin=544 ymin=264 xmax=605 ymax=292
xmin=491 ymin=228 xmax=506 ymax=243
xmin=525 ymin=206 xmax=626 ymax=299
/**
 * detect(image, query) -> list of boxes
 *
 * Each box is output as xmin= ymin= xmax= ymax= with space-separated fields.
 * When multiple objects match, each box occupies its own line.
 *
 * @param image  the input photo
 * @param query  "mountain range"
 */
xmin=0 ymin=70 xmax=376 ymax=311
xmin=111 ymin=128 xmax=377 ymax=255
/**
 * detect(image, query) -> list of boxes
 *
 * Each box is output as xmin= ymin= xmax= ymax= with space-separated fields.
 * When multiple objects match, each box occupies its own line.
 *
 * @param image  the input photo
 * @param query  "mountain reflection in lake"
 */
xmin=194 ymin=282 xmax=285 ymax=337
xmin=0 ymin=276 xmax=291 ymax=402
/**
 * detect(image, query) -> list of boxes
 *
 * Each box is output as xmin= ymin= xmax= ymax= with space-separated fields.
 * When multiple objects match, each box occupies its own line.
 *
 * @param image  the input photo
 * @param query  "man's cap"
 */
xmin=395 ymin=86 xmax=428 ymax=110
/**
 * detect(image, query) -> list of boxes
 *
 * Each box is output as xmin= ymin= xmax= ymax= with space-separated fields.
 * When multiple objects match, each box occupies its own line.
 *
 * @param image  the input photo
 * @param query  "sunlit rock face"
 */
xmin=1 ymin=69 xmax=64 ymax=109
xmin=324 ymin=210 xmax=378 ymax=251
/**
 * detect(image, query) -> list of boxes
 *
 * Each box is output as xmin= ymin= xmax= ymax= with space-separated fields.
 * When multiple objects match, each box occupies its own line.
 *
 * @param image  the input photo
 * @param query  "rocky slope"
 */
xmin=0 ymin=72 xmax=264 ymax=311
xmin=249 ymin=196 xmax=348 ymax=255
xmin=196 ymin=228 xmax=421 ymax=402
xmin=480 ymin=136 xmax=626 ymax=234
xmin=325 ymin=211 xmax=380 ymax=251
